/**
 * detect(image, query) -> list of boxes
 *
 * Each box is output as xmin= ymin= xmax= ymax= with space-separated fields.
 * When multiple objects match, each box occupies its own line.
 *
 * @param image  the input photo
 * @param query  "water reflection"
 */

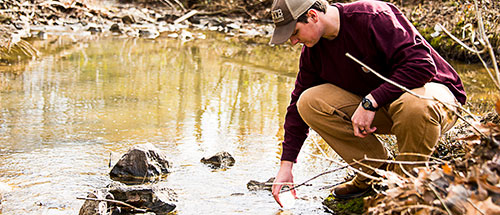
xmin=0 ymin=33 xmax=335 ymax=214
xmin=0 ymin=32 xmax=495 ymax=214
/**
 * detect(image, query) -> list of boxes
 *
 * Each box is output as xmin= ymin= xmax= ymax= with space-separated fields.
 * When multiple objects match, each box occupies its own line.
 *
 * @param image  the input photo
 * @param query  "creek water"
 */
xmin=0 ymin=31 xmax=494 ymax=214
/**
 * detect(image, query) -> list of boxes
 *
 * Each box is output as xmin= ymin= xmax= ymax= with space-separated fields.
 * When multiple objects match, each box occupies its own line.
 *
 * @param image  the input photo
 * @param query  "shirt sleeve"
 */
xmin=281 ymin=47 xmax=322 ymax=162
xmin=368 ymin=9 xmax=437 ymax=106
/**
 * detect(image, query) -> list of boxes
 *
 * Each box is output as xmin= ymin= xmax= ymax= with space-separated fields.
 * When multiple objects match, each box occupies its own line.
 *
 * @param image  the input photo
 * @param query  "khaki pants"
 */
xmin=296 ymin=83 xmax=458 ymax=179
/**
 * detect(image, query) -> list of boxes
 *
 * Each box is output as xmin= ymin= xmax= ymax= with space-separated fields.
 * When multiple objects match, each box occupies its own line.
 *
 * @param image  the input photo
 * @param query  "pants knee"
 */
xmin=391 ymin=95 xmax=441 ymax=130
xmin=297 ymin=88 xmax=317 ymax=122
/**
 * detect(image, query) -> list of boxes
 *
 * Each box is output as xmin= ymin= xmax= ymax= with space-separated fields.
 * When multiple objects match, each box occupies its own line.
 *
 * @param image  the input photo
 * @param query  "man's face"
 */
xmin=288 ymin=17 xmax=322 ymax=47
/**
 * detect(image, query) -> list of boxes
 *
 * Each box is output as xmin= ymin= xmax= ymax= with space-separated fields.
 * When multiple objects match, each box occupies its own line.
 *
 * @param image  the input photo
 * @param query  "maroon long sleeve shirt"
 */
xmin=281 ymin=0 xmax=466 ymax=162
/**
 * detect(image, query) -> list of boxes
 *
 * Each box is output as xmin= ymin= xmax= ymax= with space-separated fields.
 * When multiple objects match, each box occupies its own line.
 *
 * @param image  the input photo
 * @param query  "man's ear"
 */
xmin=307 ymin=9 xmax=319 ymax=22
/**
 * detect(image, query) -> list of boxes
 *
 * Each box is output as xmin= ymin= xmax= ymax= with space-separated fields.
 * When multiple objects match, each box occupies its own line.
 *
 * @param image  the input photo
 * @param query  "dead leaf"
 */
xmin=442 ymin=163 xmax=453 ymax=175
xmin=465 ymin=197 xmax=500 ymax=215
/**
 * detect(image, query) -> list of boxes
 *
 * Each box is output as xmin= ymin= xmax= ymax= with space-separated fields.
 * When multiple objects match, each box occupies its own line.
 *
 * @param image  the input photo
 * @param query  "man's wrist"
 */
xmin=280 ymin=160 xmax=294 ymax=168
xmin=361 ymin=95 xmax=378 ymax=111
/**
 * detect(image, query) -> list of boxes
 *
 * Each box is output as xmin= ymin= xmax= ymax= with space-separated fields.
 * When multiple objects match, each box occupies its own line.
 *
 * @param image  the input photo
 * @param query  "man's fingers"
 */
xmin=368 ymin=127 xmax=377 ymax=133
xmin=291 ymin=187 xmax=297 ymax=199
xmin=353 ymin=125 xmax=360 ymax=136
xmin=272 ymin=185 xmax=283 ymax=207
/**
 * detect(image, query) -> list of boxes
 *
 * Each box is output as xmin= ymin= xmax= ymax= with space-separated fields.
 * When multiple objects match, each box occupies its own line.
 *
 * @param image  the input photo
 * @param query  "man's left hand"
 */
xmin=351 ymin=95 xmax=378 ymax=138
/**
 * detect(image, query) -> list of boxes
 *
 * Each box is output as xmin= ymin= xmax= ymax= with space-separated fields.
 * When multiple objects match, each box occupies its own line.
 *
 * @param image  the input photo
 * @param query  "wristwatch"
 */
xmin=361 ymin=97 xmax=378 ymax=111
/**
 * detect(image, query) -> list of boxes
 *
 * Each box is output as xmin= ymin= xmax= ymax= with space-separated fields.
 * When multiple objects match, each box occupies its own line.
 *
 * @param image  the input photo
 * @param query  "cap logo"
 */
xmin=271 ymin=9 xmax=284 ymax=23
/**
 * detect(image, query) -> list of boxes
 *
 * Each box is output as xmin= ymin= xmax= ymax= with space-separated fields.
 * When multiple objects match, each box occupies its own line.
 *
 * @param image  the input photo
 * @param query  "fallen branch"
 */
xmin=173 ymin=10 xmax=198 ymax=24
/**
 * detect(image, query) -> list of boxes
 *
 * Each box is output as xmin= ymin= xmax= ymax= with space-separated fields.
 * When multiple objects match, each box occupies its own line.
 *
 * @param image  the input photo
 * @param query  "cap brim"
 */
xmin=270 ymin=20 xmax=297 ymax=45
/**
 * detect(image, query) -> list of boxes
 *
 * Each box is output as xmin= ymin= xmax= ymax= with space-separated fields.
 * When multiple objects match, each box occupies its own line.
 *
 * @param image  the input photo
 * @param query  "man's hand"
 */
xmin=272 ymin=160 xmax=297 ymax=207
xmin=352 ymin=94 xmax=378 ymax=138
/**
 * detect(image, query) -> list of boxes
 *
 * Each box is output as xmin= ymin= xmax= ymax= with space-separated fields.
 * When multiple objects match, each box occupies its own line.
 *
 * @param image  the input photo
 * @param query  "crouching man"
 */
xmin=268 ymin=0 xmax=466 ymax=206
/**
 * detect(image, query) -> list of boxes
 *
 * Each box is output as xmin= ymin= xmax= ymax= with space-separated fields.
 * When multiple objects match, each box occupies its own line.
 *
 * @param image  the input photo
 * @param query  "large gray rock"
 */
xmin=110 ymin=143 xmax=171 ymax=185
xmin=200 ymin=151 xmax=235 ymax=169
xmin=79 ymin=183 xmax=177 ymax=215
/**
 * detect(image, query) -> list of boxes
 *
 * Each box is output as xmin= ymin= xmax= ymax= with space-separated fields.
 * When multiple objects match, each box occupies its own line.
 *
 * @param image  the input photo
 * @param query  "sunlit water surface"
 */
xmin=0 ymin=32 xmax=494 ymax=214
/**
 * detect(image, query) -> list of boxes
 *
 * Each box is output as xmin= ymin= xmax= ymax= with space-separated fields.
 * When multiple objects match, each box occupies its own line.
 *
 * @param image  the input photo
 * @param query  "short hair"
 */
xmin=297 ymin=0 xmax=327 ymax=23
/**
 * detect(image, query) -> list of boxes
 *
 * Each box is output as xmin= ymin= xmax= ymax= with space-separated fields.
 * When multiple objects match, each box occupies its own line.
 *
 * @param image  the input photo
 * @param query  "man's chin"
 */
xmin=304 ymin=41 xmax=318 ymax=48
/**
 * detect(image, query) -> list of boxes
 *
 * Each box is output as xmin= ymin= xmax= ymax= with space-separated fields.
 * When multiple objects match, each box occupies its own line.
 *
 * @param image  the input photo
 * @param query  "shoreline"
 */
xmin=0 ymin=0 xmax=498 ymax=65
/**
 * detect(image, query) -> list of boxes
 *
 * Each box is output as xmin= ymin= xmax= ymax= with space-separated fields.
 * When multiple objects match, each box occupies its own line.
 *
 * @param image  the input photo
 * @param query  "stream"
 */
xmin=0 ymin=31 xmax=495 ymax=214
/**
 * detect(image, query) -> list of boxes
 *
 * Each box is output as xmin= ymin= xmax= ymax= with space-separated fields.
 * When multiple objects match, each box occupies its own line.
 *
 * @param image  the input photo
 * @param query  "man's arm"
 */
xmin=273 ymin=47 xmax=321 ymax=206
xmin=368 ymin=4 xmax=437 ymax=107
xmin=281 ymin=46 xmax=323 ymax=162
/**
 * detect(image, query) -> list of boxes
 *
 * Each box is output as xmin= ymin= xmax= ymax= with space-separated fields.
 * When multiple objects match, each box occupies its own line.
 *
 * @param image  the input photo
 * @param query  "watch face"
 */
xmin=363 ymin=100 xmax=370 ymax=109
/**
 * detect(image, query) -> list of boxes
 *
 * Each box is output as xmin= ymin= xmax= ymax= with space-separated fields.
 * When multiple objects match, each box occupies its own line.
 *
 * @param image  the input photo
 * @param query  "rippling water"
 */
xmin=0 ymin=32 xmax=494 ymax=214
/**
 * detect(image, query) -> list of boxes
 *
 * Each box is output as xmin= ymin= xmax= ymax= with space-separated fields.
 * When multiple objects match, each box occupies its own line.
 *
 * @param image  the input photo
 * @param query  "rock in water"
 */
xmin=79 ymin=190 xmax=110 ymax=215
xmin=200 ymin=151 xmax=235 ymax=169
xmin=110 ymin=143 xmax=171 ymax=184
xmin=109 ymin=23 xmax=123 ymax=34
xmin=247 ymin=177 xmax=275 ymax=191
xmin=79 ymin=183 xmax=177 ymax=215
xmin=108 ymin=183 xmax=177 ymax=214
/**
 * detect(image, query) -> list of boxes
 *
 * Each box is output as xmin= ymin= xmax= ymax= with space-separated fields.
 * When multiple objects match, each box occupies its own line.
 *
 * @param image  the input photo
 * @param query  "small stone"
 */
xmin=200 ymin=151 xmax=235 ymax=169
xmin=139 ymin=29 xmax=159 ymax=39
xmin=247 ymin=177 xmax=274 ymax=191
xmin=122 ymin=14 xmax=136 ymax=24
xmin=87 ymin=26 xmax=102 ymax=33
xmin=109 ymin=23 xmax=122 ymax=34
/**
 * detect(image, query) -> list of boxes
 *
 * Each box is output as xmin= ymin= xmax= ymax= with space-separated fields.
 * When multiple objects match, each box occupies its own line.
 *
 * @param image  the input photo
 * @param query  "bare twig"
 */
xmin=351 ymin=159 xmax=383 ymax=181
xmin=303 ymin=150 xmax=345 ymax=167
xmin=159 ymin=0 xmax=176 ymax=10
xmin=474 ymin=0 xmax=500 ymax=85
xmin=438 ymin=0 xmax=500 ymax=91
xmin=396 ymin=152 xmax=448 ymax=164
xmin=172 ymin=0 xmax=186 ymax=11
xmin=427 ymin=183 xmax=452 ymax=215
xmin=311 ymin=138 xmax=329 ymax=160
xmin=437 ymin=23 xmax=486 ymax=55
xmin=279 ymin=163 xmax=351 ymax=193
xmin=76 ymin=197 xmax=148 ymax=212
xmin=435 ymin=97 xmax=487 ymax=138
xmin=345 ymin=53 xmax=434 ymax=100
xmin=173 ymin=10 xmax=198 ymax=25
xmin=346 ymin=53 xmax=486 ymax=139
xmin=362 ymin=156 xmax=443 ymax=166
xmin=264 ymin=182 xmax=312 ymax=186
xmin=384 ymin=204 xmax=448 ymax=215
xmin=466 ymin=198 xmax=486 ymax=215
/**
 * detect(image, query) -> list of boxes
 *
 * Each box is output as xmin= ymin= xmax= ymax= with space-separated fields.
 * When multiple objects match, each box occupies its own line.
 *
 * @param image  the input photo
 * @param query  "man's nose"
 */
xmin=290 ymin=37 xmax=299 ymax=45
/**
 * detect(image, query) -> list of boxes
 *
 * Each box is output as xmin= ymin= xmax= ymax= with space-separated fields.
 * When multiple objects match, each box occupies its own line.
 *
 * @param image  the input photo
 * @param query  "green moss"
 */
xmin=322 ymin=193 xmax=365 ymax=215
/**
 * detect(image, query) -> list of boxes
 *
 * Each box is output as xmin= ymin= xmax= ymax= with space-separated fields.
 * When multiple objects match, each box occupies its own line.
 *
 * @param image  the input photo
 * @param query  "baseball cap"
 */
xmin=270 ymin=0 xmax=316 ymax=44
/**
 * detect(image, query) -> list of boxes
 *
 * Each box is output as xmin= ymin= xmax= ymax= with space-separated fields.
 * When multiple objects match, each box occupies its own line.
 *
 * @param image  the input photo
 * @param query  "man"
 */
xmin=269 ymin=0 xmax=466 ymax=207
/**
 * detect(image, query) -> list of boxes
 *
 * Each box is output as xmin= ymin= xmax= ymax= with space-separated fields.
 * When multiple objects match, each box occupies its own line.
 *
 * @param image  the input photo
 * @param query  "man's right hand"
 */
xmin=272 ymin=160 xmax=297 ymax=207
